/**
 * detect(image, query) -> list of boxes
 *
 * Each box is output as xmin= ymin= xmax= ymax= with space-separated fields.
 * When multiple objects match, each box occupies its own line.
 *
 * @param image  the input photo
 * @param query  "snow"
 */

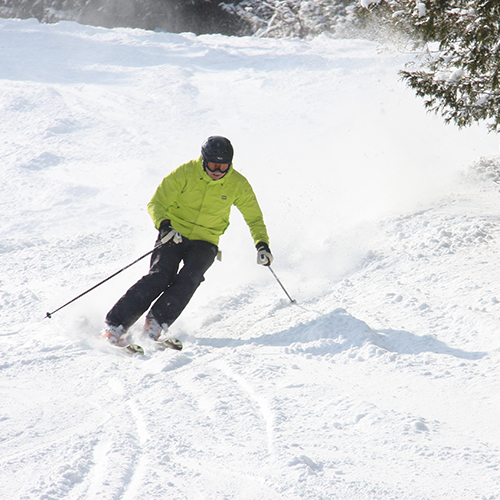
xmin=1 ymin=17 xmax=500 ymax=500
xmin=359 ymin=0 xmax=382 ymax=8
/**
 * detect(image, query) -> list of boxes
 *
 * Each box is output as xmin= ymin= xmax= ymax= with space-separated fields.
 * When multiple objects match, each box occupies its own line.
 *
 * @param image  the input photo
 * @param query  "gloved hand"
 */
xmin=256 ymin=242 xmax=273 ymax=266
xmin=159 ymin=220 xmax=182 ymax=245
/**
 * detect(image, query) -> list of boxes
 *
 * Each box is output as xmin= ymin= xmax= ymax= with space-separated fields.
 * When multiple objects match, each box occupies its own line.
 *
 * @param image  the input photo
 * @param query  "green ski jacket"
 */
xmin=147 ymin=157 xmax=269 ymax=247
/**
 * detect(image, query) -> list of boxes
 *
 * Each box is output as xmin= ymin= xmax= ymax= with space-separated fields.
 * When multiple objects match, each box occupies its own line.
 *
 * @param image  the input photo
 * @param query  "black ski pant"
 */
xmin=105 ymin=235 xmax=218 ymax=331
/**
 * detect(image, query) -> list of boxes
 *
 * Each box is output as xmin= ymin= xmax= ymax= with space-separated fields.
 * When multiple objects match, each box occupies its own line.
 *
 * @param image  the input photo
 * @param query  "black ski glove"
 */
xmin=159 ymin=220 xmax=182 ymax=244
xmin=256 ymin=242 xmax=273 ymax=266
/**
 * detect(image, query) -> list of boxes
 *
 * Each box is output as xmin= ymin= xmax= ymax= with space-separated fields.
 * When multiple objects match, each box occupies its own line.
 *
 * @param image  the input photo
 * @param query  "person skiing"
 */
xmin=100 ymin=136 xmax=273 ymax=345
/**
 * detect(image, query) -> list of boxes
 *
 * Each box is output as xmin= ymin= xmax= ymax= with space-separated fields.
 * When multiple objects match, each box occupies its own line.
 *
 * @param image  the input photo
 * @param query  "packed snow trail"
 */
xmin=1 ymin=18 xmax=500 ymax=500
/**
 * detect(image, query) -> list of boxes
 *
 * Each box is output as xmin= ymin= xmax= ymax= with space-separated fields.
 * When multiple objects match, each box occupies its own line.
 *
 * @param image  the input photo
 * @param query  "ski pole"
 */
xmin=268 ymin=265 xmax=296 ymax=304
xmin=45 ymin=243 xmax=160 ymax=319
xmin=45 ymin=229 xmax=183 ymax=319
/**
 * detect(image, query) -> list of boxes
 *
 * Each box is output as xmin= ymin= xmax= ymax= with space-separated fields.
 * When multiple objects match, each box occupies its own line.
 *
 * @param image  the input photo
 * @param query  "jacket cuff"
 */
xmin=256 ymin=241 xmax=270 ymax=251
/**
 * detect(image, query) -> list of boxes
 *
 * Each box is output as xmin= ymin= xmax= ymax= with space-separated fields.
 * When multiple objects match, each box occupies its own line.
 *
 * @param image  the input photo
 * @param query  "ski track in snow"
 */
xmin=1 ymin=17 xmax=500 ymax=500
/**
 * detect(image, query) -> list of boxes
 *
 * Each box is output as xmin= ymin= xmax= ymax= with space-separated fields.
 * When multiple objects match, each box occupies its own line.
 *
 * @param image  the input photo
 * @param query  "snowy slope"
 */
xmin=1 ymin=18 xmax=500 ymax=500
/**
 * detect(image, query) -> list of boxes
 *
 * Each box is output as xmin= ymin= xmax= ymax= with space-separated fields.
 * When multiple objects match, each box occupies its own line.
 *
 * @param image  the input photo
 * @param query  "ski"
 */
xmin=100 ymin=333 xmax=145 ymax=355
xmin=106 ymin=343 xmax=145 ymax=355
xmin=119 ymin=343 xmax=145 ymax=355
xmin=101 ymin=334 xmax=181 ymax=355
xmin=152 ymin=338 xmax=183 ymax=351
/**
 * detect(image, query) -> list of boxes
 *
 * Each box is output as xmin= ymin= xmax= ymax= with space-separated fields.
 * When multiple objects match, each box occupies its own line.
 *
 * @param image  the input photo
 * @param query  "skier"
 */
xmin=100 ymin=136 xmax=273 ymax=344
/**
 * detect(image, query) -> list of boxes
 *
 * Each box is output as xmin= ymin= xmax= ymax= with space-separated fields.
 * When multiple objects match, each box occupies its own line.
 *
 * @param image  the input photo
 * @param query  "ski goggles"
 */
xmin=206 ymin=162 xmax=230 ymax=173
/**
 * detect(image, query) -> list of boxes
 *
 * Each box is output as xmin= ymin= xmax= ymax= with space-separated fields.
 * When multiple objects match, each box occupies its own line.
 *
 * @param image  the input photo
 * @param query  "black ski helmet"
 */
xmin=201 ymin=136 xmax=234 ymax=167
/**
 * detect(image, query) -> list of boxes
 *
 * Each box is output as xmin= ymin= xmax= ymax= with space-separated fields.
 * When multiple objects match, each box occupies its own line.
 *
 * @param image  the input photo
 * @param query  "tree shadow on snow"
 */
xmin=194 ymin=308 xmax=486 ymax=361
